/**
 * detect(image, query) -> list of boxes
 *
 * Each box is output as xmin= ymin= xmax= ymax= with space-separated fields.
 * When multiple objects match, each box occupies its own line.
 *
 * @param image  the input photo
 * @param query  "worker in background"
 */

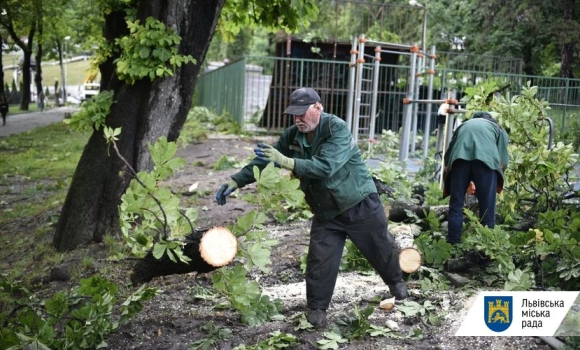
xmin=443 ymin=111 xmax=509 ymax=245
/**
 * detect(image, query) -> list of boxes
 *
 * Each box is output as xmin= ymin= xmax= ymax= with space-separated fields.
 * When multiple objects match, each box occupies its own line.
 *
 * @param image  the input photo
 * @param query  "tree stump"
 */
xmin=130 ymin=226 xmax=237 ymax=286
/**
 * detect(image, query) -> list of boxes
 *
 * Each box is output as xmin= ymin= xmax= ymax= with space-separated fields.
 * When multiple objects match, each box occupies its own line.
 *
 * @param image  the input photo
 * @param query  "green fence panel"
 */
xmin=196 ymin=58 xmax=246 ymax=125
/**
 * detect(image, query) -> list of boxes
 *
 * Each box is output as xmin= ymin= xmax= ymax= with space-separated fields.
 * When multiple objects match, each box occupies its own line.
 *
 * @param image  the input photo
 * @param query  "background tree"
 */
xmin=0 ymin=0 xmax=38 ymax=110
xmin=432 ymin=0 xmax=580 ymax=77
xmin=0 ymin=33 xmax=5 ymax=98
xmin=33 ymin=0 xmax=43 ymax=100
xmin=42 ymin=0 xmax=78 ymax=102
xmin=53 ymin=0 xmax=318 ymax=251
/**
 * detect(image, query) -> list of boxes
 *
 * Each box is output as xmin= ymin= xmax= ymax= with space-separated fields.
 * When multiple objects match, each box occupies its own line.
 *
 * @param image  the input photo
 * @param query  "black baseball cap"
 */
xmin=283 ymin=88 xmax=321 ymax=115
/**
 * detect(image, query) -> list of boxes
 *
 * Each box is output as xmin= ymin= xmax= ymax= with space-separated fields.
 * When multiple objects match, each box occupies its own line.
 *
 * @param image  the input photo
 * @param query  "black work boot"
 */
xmin=388 ymin=280 xmax=408 ymax=300
xmin=306 ymin=309 xmax=327 ymax=328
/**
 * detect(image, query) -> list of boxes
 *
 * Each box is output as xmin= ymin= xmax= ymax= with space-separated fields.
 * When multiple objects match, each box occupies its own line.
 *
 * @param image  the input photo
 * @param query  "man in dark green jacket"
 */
xmin=443 ymin=111 xmax=509 ymax=245
xmin=216 ymin=87 xmax=407 ymax=327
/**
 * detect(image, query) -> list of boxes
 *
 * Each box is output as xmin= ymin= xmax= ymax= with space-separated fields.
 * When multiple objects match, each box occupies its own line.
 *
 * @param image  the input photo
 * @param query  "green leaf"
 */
xmin=256 ymin=162 xmax=279 ymax=189
xmin=139 ymin=46 xmax=151 ymax=58
xmin=152 ymin=242 xmax=166 ymax=260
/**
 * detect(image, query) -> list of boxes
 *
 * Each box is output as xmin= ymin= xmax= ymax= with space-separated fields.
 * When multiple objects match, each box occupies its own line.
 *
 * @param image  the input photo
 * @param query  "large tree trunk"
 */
xmin=53 ymin=1 xmax=226 ymax=251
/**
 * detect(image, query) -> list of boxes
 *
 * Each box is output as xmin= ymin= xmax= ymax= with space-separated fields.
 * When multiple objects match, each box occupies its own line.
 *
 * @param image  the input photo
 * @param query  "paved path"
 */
xmin=0 ymin=107 xmax=79 ymax=138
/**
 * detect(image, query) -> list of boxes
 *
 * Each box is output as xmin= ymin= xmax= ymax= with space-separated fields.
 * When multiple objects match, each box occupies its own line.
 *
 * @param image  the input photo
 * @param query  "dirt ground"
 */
xmin=0 ymin=116 xmax=554 ymax=349
xmin=99 ymin=135 xmax=551 ymax=350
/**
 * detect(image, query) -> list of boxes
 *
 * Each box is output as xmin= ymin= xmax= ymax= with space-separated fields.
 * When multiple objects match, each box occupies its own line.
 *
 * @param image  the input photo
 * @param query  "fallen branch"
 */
xmin=131 ymin=226 xmax=237 ymax=286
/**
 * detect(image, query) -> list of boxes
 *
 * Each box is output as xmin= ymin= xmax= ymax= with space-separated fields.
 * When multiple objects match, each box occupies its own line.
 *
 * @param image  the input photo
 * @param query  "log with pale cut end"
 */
xmin=199 ymin=226 xmax=238 ymax=267
xmin=390 ymin=224 xmax=423 ymax=273
xmin=399 ymin=247 xmax=422 ymax=273
xmin=130 ymin=226 xmax=238 ymax=286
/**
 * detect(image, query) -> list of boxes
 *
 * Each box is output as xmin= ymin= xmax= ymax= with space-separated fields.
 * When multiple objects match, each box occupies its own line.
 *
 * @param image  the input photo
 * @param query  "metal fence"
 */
xmin=194 ymin=55 xmax=580 ymax=140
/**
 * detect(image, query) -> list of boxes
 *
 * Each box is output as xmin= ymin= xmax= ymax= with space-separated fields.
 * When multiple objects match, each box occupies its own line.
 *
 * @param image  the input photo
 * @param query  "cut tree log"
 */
xmin=387 ymin=201 xmax=448 ymax=222
xmin=387 ymin=197 xmax=478 ymax=223
xmin=390 ymin=223 xmax=423 ymax=273
xmin=130 ymin=226 xmax=237 ymax=286
xmin=399 ymin=248 xmax=422 ymax=273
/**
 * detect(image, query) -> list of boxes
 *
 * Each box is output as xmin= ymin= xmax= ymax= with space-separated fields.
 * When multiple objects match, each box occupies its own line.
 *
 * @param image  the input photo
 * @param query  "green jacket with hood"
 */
xmin=231 ymin=113 xmax=377 ymax=219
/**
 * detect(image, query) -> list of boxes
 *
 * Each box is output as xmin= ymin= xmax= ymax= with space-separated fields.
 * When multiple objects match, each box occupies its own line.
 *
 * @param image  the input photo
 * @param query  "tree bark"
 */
xmin=2 ymin=13 xmax=35 ymax=110
xmin=559 ymin=0 xmax=576 ymax=79
xmin=34 ymin=3 xmax=44 ymax=101
xmin=130 ymin=227 xmax=238 ymax=286
xmin=390 ymin=223 xmax=423 ymax=273
xmin=387 ymin=201 xmax=448 ymax=222
xmin=53 ymin=0 xmax=226 ymax=251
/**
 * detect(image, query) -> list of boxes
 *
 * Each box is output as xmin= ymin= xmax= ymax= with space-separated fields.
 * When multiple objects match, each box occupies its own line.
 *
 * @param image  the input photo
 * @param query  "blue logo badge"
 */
xmin=484 ymin=296 xmax=513 ymax=332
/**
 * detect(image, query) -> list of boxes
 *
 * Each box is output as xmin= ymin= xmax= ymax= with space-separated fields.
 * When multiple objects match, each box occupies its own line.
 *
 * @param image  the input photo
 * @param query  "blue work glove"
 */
xmin=254 ymin=143 xmax=295 ymax=171
xmin=216 ymin=179 xmax=238 ymax=205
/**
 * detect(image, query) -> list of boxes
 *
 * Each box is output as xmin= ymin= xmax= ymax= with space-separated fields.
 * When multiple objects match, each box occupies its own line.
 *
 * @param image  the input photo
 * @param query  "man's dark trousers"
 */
xmin=447 ymin=159 xmax=498 ymax=244
xmin=305 ymin=193 xmax=402 ymax=310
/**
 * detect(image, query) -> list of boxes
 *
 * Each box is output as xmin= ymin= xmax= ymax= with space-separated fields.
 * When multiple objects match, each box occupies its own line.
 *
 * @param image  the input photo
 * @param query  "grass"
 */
xmin=3 ymin=55 xmax=95 ymax=89
xmin=0 ymin=122 xmax=90 ymax=280
xmin=0 ymin=109 xmax=210 ymax=283
xmin=0 ymin=123 xmax=89 ymax=180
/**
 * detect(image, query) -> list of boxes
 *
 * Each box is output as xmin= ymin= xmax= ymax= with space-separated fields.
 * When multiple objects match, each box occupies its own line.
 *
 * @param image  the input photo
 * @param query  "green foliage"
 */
xmin=340 ymin=240 xmax=373 ymax=272
xmin=462 ymin=212 xmax=516 ymax=272
xmin=417 ymin=180 xmax=447 ymax=207
xmin=232 ymin=209 xmax=278 ymax=273
xmin=414 ymin=234 xmax=453 ymax=268
xmin=556 ymin=115 xmax=580 ymax=152
xmin=213 ymin=114 xmax=245 ymax=134
xmin=556 ymin=295 xmax=580 ymax=337
xmin=0 ymin=275 xmax=157 ymax=350
xmin=188 ymin=106 xmax=218 ymax=122
xmin=335 ymin=305 xmax=376 ymax=340
xmin=241 ymin=162 xmax=312 ymax=223
xmin=315 ymin=331 xmax=348 ymax=350
xmin=363 ymin=129 xmax=399 ymax=161
xmin=238 ymin=229 xmax=279 ymax=273
xmin=117 ymin=135 xmax=196 ymax=262
xmin=211 ymin=265 xmax=283 ymax=327
xmin=529 ymin=209 xmax=580 ymax=287
xmin=397 ymin=300 xmax=441 ymax=326
xmin=115 ymin=17 xmax=196 ymax=84
xmin=232 ymin=330 xmax=298 ymax=349
xmin=213 ymin=155 xmax=239 ymax=171
xmin=366 ymin=23 xmax=401 ymax=43
xmin=207 ymin=204 xmax=283 ymax=327
xmin=416 ymin=268 xmax=450 ymax=291
xmin=504 ymin=268 xmax=534 ymax=291
xmin=291 ymin=312 xmax=315 ymax=331
xmin=189 ymin=321 xmax=232 ymax=350
xmin=219 ymin=0 xmax=319 ymax=39
xmin=466 ymin=82 xmax=578 ymax=222
xmin=420 ymin=209 xmax=443 ymax=232
xmin=370 ymin=163 xmax=413 ymax=202
xmin=177 ymin=107 xmax=245 ymax=147
xmin=64 ymin=90 xmax=114 ymax=132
